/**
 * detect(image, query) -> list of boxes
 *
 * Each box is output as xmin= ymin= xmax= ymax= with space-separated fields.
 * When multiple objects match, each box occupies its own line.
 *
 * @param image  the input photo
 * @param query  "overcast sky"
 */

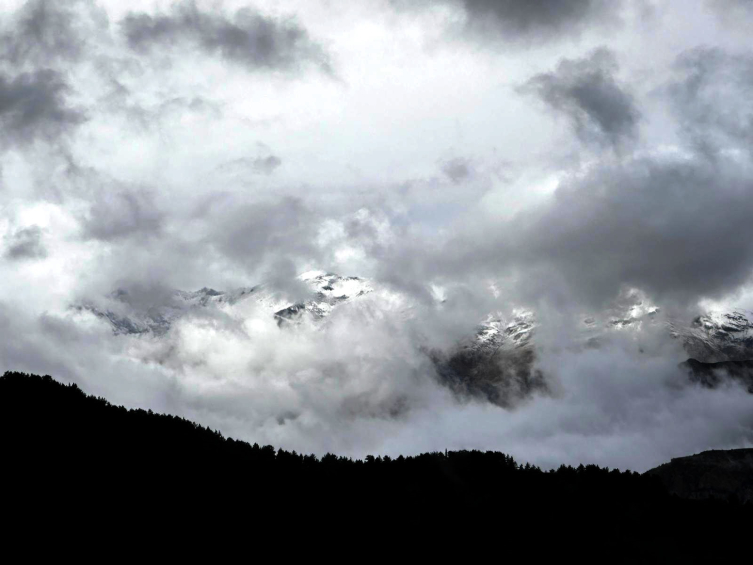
xmin=2 ymin=0 xmax=753 ymax=470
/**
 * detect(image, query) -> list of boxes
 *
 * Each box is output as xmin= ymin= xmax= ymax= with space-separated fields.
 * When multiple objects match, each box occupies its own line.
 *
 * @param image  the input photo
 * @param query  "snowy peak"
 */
xmin=76 ymin=272 xmax=375 ymax=335
xmin=174 ymin=285 xmax=261 ymax=307
xmin=274 ymin=272 xmax=374 ymax=325
xmin=471 ymin=310 xmax=536 ymax=354
xmin=670 ymin=310 xmax=753 ymax=362
xmin=299 ymin=271 xmax=374 ymax=297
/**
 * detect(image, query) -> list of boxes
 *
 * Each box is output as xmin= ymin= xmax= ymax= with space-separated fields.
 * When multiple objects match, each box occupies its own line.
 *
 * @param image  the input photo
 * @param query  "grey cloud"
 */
xmin=262 ymin=257 xmax=313 ymax=303
xmin=477 ymin=154 xmax=753 ymax=309
xmin=122 ymin=1 xmax=331 ymax=73
xmin=393 ymin=0 xmax=622 ymax=42
xmin=0 ymin=69 xmax=84 ymax=144
xmin=4 ymin=226 xmax=47 ymax=260
xmin=441 ymin=157 xmax=472 ymax=183
xmin=219 ymin=154 xmax=283 ymax=177
xmin=667 ymin=47 xmax=753 ymax=156
xmin=709 ymin=0 xmax=753 ymax=5
xmin=251 ymin=155 xmax=283 ymax=175
xmin=0 ymin=0 xmax=89 ymax=65
xmin=521 ymin=48 xmax=640 ymax=148
xmin=459 ymin=0 xmax=621 ymax=37
xmin=377 ymin=148 xmax=753 ymax=316
xmin=706 ymin=0 xmax=753 ymax=22
xmin=205 ymin=196 xmax=321 ymax=268
xmin=82 ymin=189 xmax=164 ymax=242
xmin=98 ymin=72 xmax=225 ymax=132
xmin=106 ymin=283 xmax=177 ymax=312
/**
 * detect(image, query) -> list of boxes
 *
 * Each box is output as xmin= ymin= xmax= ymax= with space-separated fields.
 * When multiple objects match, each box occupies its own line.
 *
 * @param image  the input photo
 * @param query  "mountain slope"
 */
xmin=646 ymin=449 xmax=753 ymax=503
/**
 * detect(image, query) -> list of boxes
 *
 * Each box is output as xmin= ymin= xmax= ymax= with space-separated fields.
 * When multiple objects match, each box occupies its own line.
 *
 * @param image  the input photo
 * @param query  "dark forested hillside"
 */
xmin=0 ymin=371 xmax=750 ymax=559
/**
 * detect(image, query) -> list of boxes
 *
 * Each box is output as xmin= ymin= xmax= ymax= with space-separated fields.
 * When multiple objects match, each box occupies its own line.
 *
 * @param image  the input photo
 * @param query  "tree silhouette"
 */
xmin=0 ymin=370 xmax=750 ymax=560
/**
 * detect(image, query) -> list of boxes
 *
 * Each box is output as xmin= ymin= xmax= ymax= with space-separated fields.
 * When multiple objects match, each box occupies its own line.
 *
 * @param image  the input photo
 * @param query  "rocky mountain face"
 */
xmin=672 ymin=312 xmax=753 ymax=394
xmin=671 ymin=311 xmax=753 ymax=363
xmin=645 ymin=449 xmax=753 ymax=503
xmin=75 ymin=272 xmax=753 ymax=406
xmin=432 ymin=311 xmax=543 ymax=407
xmin=680 ymin=358 xmax=753 ymax=393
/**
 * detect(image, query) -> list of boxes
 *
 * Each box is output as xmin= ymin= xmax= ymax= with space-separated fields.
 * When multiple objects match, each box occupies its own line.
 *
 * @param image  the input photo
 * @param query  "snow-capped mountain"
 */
xmin=273 ymin=271 xmax=374 ymax=325
xmin=77 ymin=271 xmax=375 ymax=336
xmin=433 ymin=310 xmax=542 ymax=408
xmin=75 ymin=272 xmax=753 ymax=406
xmin=670 ymin=311 xmax=753 ymax=363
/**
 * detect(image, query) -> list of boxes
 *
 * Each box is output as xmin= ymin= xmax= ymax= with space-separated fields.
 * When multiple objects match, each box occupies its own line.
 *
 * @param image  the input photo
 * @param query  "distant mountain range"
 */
xmin=75 ymin=271 xmax=377 ymax=336
xmin=73 ymin=271 xmax=753 ymax=404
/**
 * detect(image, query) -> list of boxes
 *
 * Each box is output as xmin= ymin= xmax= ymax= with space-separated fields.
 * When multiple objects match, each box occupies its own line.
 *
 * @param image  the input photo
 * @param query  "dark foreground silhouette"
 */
xmin=646 ymin=448 xmax=753 ymax=503
xmin=1 ymin=371 xmax=750 ymax=559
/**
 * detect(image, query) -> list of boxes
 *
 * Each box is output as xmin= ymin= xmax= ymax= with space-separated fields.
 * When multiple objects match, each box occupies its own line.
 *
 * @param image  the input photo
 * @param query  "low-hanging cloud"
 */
xmin=82 ymin=188 xmax=164 ymax=242
xmin=458 ymin=0 xmax=622 ymax=38
xmin=204 ymin=196 xmax=323 ymax=270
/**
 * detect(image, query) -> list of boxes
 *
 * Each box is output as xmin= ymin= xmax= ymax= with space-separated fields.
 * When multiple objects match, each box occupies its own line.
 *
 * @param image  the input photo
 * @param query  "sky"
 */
xmin=2 ymin=0 xmax=753 ymax=471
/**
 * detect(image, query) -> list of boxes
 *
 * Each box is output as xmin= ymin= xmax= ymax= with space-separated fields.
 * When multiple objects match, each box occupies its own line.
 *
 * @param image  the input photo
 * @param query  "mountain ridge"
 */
xmin=72 ymin=272 xmax=753 ymax=405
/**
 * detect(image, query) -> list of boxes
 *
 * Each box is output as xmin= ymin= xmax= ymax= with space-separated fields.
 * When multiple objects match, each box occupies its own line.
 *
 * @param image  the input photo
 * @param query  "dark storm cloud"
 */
xmin=458 ymin=0 xmax=621 ymax=37
xmin=667 ymin=47 xmax=753 ymax=156
xmin=82 ymin=189 xmax=164 ymax=242
xmin=393 ymin=0 xmax=621 ymax=42
xmin=0 ymin=0 xmax=90 ymax=65
xmin=0 ymin=69 xmax=85 ymax=145
xmin=520 ymin=48 xmax=640 ymax=148
xmin=379 ymin=146 xmax=753 ymax=314
xmin=507 ymin=157 xmax=753 ymax=306
xmin=437 ymin=154 xmax=753 ymax=309
xmin=3 ymin=226 xmax=47 ymax=260
xmin=122 ymin=1 xmax=331 ymax=73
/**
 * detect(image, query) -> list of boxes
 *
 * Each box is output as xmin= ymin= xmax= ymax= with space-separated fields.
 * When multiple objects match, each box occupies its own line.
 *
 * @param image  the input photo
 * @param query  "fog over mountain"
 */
xmin=2 ymin=0 xmax=753 ymax=472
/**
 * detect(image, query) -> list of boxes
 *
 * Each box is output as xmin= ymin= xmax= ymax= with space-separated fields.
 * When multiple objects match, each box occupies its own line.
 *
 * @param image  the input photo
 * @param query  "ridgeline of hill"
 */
xmin=1 ymin=371 xmax=751 ymax=559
